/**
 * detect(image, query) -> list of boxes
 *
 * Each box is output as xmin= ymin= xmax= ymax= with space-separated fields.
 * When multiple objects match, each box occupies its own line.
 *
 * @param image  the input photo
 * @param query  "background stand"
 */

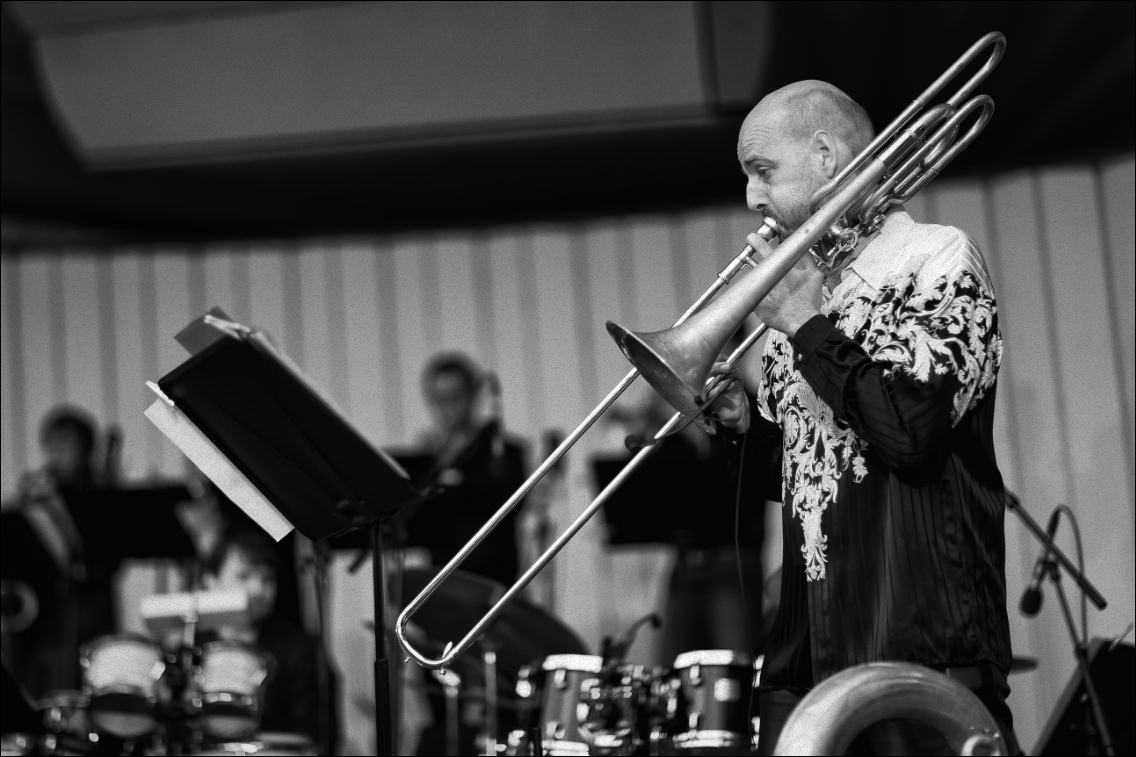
xmin=148 ymin=315 xmax=429 ymax=756
xmin=1046 ymin=560 xmax=1115 ymax=756
xmin=1006 ymin=492 xmax=1113 ymax=756
xmin=372 ymin=521 xmax=393 ymax=757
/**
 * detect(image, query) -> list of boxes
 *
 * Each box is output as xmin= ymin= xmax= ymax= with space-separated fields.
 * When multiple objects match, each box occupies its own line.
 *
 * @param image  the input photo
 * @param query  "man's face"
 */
xmin=211 ymin=549 xmax=277 ymax=624
xmin=737 ymin=108 xmax=827 ymax=233
xmin=424 ymin=372 xmax=475 ymax=434
xmin=42 ymin=428 xmax=90 ymax=485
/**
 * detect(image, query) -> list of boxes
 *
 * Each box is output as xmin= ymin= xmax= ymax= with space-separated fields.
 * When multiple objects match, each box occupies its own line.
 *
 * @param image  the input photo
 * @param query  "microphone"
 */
xmin=1020 ymin=508 xmax=1062 ymax=616
xmin=601 ymin=612 xmax=662 ymax=671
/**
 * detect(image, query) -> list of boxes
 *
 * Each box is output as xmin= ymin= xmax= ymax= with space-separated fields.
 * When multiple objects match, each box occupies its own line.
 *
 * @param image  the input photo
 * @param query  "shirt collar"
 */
xmin=844 ymin=208 xmax=916 ymax=292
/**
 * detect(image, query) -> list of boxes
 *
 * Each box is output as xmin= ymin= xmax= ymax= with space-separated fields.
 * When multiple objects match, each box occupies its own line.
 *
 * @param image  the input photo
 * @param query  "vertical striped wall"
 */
xmin=1 ymin=155 xmax=1132 ymax=752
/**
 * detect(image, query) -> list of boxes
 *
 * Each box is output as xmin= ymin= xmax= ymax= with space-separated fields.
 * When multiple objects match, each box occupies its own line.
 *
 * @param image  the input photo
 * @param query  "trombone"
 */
xmin=396 ymin=31 xmax=1005 ymax=670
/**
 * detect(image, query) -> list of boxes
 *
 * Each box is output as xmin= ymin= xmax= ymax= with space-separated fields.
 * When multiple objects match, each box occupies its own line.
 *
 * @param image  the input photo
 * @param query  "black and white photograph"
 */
xmin=1 ymin=2 xmax=1133 ymax=755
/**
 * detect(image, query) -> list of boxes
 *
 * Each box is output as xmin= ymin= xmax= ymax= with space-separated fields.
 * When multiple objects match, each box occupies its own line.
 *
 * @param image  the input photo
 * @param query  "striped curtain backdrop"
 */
xmin=2 ymin=155 xmax=1133 ymax=752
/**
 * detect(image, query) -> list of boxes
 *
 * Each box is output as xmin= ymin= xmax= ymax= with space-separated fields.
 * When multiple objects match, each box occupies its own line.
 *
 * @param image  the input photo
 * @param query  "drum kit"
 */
xmin=508 ymin=650 xmax=761 ymax=756
xmin=399 ymin=568 xmax=763 ymax=756
xmin=3 ymin=592 xmax=314 ymax=757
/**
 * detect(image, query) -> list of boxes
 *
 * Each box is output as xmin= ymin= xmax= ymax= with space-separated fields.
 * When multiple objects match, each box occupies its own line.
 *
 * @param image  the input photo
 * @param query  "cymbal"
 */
xmin=393 ymin=566 xmax=587 ymax=676
xmin=1009 ymin=656 xmax=1038 ymax=674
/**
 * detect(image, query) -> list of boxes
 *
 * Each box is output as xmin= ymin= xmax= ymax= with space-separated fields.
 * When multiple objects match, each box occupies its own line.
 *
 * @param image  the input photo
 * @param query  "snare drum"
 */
xmin=577 ymin=663 xmax=652 ymax=755
xmin=664 ymin=650 xmax=756 ymax=752
xmin=513 ymin=654 xmax=602 ymax=756
xmin=80 ymin=634 xmax=164 ymax=739
xmin=197 ymin=641 xmax=269 ymax=740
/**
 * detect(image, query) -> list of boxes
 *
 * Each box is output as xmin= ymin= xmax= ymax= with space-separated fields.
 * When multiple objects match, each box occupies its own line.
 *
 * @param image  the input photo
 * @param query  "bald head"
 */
xmin=737 ymin=81 xmax=874 ymax=230
xmin=744 ymin=80 xmax=874 ymax=159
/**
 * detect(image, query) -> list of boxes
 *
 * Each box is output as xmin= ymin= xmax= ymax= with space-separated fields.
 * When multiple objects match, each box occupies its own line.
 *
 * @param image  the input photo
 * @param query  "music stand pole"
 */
xmin=373 ymin=521 xmax=393 ymax=756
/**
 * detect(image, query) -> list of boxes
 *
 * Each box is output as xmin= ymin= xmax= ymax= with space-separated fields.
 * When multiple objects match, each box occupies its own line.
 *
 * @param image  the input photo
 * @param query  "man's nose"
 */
xmin=746 ymin=179 xmax=768 ymax=212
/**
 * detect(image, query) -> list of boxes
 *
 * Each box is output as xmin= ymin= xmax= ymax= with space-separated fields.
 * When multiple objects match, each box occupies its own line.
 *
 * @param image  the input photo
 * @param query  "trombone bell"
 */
xmin=606 ymin=321 xmax=716 ymax=418
xmin=606 ymin=218 xmax=781 ymax=418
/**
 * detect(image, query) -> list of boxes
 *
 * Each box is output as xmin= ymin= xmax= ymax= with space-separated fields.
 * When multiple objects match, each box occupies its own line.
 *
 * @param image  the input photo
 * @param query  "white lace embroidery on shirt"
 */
xmin=759 ymin=236 xmax=1002 ymax=583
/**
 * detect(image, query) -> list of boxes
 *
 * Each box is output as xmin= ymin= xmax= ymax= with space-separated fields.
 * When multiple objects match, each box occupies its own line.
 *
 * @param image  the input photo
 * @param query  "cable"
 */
xmin=734 ymin=427 xmax=756 ymax=726
xmin=1054 ymin=504 xmax=1086 ymax=644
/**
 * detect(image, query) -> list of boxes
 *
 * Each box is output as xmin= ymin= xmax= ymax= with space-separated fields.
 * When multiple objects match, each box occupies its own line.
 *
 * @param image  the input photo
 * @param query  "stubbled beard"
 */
xmin=766 ymin=203 xmax=811 ymax=236
xmin=772 ymin=178 xmax=827 ymax=234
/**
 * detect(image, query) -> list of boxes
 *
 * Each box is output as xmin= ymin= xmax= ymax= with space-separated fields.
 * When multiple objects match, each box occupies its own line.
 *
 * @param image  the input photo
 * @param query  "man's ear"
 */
xmin=812 ymin=130 xmax=839 ymax=179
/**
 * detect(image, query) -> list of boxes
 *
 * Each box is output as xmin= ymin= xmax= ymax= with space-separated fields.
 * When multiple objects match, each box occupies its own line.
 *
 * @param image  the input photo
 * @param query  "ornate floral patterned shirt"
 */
xmin=747 ymin=209 xmax=1013 ymax=690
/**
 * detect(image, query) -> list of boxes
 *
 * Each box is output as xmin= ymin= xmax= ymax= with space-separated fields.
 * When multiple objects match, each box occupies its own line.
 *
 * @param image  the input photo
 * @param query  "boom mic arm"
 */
xmin=1020 ymin=508 xmax=1061 ymax=616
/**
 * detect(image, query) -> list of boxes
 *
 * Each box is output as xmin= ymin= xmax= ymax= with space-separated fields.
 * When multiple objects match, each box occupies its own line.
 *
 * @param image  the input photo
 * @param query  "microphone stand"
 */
xmin=1005 ymin=492 xmax=1114 ymax=756
xmin=312 ymin=540 xmax=332 ymax=757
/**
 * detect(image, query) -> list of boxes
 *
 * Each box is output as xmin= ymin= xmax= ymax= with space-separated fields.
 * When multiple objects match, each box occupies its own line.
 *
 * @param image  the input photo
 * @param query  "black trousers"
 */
xmin=757 ymin=663 xmax=1022 ymax=756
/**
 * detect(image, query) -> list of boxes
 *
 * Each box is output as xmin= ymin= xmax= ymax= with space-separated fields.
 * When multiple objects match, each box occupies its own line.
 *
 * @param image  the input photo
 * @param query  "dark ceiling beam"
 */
xmin=1 ymin=1 xmax=1132 ymax=244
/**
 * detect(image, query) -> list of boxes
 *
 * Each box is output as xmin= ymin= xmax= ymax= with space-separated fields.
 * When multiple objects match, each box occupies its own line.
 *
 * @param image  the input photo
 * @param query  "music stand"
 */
xmin=145 ymin=312 xmax=426 ymax=756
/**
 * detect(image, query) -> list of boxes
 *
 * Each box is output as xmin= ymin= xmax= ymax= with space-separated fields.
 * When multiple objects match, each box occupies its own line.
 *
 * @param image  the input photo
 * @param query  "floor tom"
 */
xmin=660 ymin=650 xmax=757 ymax=753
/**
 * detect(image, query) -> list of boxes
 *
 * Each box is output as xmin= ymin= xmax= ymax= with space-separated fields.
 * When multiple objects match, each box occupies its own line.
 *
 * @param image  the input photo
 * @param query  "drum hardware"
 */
xmin=431 ymin=668 xmax=463 ymax=756
xmin=15 ymin=587 xmax=306 ymax=757
xmin=484 ymin=644 xmax=501 ymax=757
xmin=510 ymin=648 xmax=763 ymax=756
xmin=21 ymin=639 xmax=305 ymax=757
xmin=578 ymin=665 xmax=653 ymax=756
xmin=562 ymin=614 xmax=661 ymax=755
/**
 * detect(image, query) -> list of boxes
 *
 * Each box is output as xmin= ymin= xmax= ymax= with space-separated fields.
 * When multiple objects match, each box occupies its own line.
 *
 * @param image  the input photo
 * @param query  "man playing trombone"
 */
xmin=704 ymin=80 xmax=1020 ymax=754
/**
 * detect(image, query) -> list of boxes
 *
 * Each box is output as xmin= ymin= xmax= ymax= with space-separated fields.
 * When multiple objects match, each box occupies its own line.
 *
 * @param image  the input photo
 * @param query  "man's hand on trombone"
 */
xmin=746 ymin=231 xmax=825 ymax=339
xmin=696 ymin=361 xmax=750 ymax=436
xmin=696 ymin=228 xmax=825 ymax=437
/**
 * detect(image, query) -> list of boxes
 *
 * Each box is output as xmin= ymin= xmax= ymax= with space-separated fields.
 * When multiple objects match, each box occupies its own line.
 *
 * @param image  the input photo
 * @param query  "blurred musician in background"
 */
xmin=401 ymin=352 xmax=528 ymax=586
xmin=703 ymin=81 xmax=1019 ymax=754
xmin=200 ymin=527 xmax=338 ymax=748
xmin=24 ymin=407 xmax=107 ymax=496
xmin=5 ymin=407 xmax=114 ymax=694
xmin=396 ymin=353 xmax=529 ymax=757
xmin=1 ymin=408 xmax=298 ymax=700
xmin=177 ymin=482 xmax=304 ymax=629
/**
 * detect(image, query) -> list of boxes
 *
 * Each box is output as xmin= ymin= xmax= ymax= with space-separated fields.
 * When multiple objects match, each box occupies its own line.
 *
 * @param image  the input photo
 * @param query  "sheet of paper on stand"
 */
xmin=144 ymin=382 xmax=294 ymax=542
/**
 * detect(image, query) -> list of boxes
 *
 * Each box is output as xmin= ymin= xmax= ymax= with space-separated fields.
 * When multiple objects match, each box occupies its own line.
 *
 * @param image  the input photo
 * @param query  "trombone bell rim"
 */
xmin=606 ymin=321 xmax=705 ymax=418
